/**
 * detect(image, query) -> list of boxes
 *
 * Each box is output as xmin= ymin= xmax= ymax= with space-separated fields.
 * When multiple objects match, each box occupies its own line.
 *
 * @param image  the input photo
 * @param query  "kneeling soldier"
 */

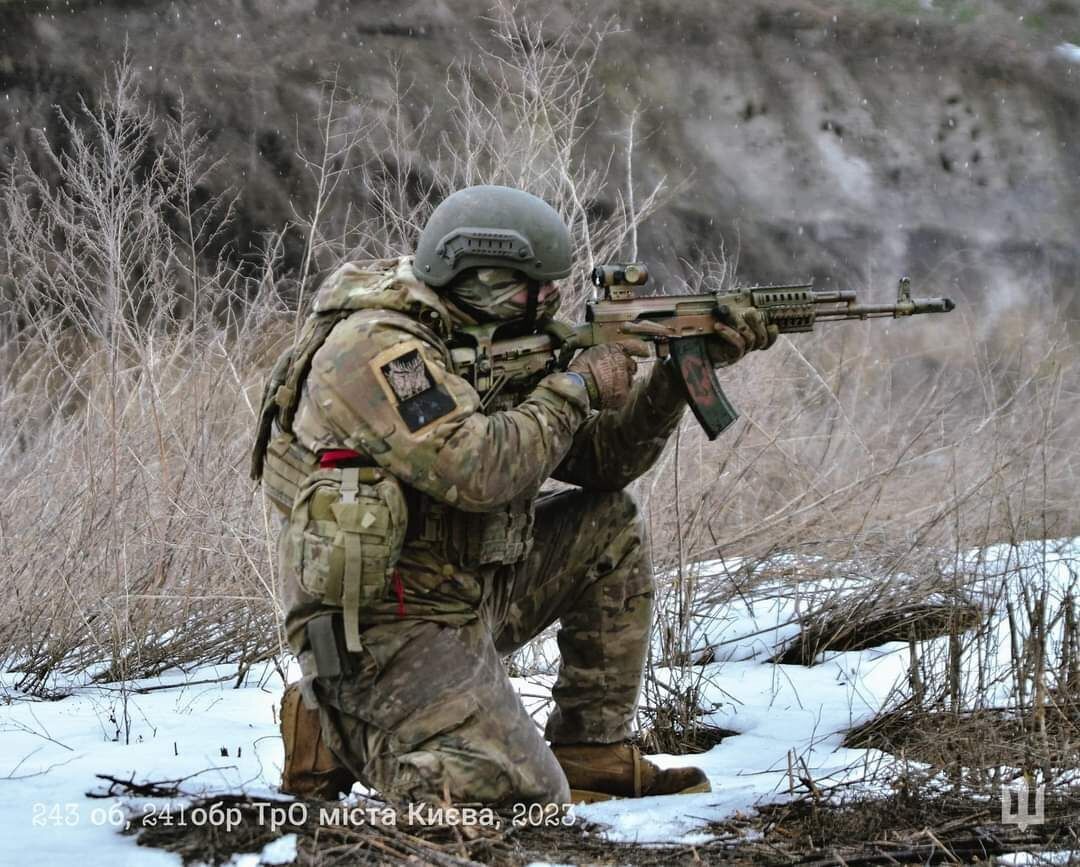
xmin=252 ymin=185 xmax=774 ymax=805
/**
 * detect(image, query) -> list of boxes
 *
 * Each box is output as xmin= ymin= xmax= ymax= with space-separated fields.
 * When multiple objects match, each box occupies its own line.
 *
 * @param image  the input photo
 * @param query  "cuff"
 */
xmin=538 ymin=371 xmax=592 ymax=413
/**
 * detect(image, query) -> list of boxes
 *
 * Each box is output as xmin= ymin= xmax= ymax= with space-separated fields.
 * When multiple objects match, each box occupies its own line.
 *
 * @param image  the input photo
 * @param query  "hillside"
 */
xmin=2 ymin=0 xmax=1078 ymax=314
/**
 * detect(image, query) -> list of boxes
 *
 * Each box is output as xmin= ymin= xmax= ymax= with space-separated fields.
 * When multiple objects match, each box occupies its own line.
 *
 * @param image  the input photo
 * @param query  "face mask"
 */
xmin=445 ymin=267 xmax=561 ymax=324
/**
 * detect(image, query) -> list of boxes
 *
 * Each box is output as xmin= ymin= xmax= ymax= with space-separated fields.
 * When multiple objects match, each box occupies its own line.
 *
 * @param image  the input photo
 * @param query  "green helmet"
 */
xmin=414 ymin=185 xmax=573 ymax=288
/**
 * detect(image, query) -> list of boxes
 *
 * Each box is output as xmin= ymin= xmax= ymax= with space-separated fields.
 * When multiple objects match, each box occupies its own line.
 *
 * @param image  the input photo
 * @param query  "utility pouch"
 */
xmin=290 ymin=466 xmax=407 ymax=651
xmin=416 ymin=497 xmax=535 ymax=570
xmin=262 ymin=432 xmax=319 ymax=515
xmin=305 ymin=613 xmax=357 ymax=678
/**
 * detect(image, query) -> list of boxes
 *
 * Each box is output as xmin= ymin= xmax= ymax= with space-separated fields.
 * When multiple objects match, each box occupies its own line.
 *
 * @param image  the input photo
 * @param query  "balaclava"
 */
xmin=444 ymin=267 xmax=561 ymax=326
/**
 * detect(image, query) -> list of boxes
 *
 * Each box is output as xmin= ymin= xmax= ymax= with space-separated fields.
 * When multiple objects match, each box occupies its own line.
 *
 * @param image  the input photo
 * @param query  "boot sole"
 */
xmin=569 ymin=780 xmax=712 ymax=803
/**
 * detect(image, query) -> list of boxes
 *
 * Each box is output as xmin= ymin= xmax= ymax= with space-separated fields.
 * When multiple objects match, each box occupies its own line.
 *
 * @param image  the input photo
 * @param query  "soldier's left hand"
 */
xmin=707 ymin=308 xmax=779 ymax=366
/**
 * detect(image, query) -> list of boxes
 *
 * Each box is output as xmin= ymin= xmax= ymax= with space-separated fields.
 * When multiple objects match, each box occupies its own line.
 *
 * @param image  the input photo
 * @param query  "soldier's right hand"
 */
xmin=568 ymin=341 xmax=650 ymax=411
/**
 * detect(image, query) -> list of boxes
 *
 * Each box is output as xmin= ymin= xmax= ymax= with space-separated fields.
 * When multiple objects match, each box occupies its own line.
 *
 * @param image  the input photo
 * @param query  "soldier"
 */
xmin=254 ymin=185 xmax=777 ymax=806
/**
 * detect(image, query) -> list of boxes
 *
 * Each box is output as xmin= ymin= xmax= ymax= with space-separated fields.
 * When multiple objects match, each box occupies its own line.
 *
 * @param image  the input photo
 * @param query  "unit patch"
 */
xmin=372 ymin=343 xmax=459 ymax=433
xmin=384 ymin=351 xmax=431 ymax=401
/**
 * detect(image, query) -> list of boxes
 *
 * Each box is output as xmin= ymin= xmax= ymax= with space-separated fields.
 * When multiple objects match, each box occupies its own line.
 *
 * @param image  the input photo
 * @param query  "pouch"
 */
xmin=452 ymin=503 xmax=536 ymax=568
xmin=290 ymin=466 xmax=408 ymax=650
xmin=262 ymin=432 xmax=319 ymax=515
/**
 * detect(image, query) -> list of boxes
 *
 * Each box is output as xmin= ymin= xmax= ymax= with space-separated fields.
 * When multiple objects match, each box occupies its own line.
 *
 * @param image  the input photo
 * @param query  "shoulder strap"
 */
xmin=275 ymin=313 xmax=352 ymax=433
xmin=250 ymin=344 xmax=296 ymax=481
xmin=249 ymin=312 xmax=350 ymax=481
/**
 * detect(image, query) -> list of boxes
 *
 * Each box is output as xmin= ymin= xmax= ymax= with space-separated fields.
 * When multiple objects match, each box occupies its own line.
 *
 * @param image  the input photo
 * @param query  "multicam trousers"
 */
xmin=309 ymin=488 xmax=654 ymax=806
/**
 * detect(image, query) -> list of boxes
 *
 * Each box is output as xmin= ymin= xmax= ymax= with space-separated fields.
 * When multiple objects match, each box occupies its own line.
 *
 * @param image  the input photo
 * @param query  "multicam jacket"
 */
xmin=256 ymin=257 xmax=687 ymax=656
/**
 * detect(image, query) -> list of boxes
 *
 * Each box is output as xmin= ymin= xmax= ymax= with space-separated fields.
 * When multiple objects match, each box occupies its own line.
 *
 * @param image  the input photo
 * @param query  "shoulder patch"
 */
xmin=370 ymin=340 xmax=460 ymax=434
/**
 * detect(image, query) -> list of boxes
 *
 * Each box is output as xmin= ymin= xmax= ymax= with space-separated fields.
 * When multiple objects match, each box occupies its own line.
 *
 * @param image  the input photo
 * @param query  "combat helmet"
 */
xmin=414 ymin=185 xmax=573 ymax=288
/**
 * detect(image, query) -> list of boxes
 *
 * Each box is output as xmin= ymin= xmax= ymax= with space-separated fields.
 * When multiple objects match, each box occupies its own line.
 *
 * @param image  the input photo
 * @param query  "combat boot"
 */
xmin=551 ymin=742 xmax=710 ymax=803
xmin=279 ymin=682 xmax=356 ymax=800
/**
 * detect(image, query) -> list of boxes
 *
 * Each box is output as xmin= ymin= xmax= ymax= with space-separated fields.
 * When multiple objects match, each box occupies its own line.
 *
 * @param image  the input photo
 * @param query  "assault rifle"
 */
xmin=449 ymin=265 xmax=955 ymax=440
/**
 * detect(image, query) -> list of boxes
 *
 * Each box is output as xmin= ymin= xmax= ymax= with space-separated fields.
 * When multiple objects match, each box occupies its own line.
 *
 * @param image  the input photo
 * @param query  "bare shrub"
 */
xmin=280 ymin=7 xmax=665 ymax=322
xmin=0 ymin=61 xmax=289 ymax=705
xmin=0 ymin=6 xmax=663 ymax=708
xmin=637 ymin=260 xmax=1080 ymax=773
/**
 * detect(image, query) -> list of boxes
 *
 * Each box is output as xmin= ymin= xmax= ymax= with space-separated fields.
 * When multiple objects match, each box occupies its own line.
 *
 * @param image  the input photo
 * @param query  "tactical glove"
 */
xmin=569 ymin=341 xmax=650 ymax=410
xmin=707 ymin=308 xmax=779 ymax=366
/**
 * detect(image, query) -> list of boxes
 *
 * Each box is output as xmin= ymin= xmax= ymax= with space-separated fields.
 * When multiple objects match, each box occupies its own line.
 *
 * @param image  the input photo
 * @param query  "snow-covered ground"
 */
xmin=999 ymin=853 xmax=1080 ymax=866
xmin=574 ymin=642 xmax=905 ymax=843
xmin=1055 ymin=42 xmax=1080 ymax=64
xmin=0 ymin=662 xmax=293 ymax=866
xmin=0 ymin=632 xmax=906 ymax=858
xmin=1 ymin=538 xmax=1077 ymax=862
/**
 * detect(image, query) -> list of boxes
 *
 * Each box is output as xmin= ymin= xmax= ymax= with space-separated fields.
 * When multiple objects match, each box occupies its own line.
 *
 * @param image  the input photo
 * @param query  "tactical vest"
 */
xmin=250 ymin=285 xmax=537 ymax=583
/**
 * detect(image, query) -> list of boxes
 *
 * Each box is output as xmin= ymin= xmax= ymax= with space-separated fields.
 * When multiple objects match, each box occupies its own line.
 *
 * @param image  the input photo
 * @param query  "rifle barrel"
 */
xmin=815 ymin=297 xmax=955 ymax=319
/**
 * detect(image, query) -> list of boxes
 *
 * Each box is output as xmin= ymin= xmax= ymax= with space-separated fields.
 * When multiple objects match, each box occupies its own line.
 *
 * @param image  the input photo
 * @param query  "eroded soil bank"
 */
xmin=2 ymin=0 xmax=1078 ymax=315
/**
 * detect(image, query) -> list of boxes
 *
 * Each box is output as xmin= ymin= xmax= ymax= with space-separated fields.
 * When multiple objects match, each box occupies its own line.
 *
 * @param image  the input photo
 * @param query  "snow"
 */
xmin=226 ymin=834 xmax=298 ymax=866
xmin=1055 ymin=43 xmax=1080 ymax=64
xmin=670 ymin=557 xmax=932 ymax=666
xmin=677 ymin=582 xmax=805 ymax=663
xmin=928 ymin=538 xmax=1080 ymax=710
xmin=0 ymin=646 xmax=908 ymax=854
xmin=0 ymin=663 xmax=295 ymax=866
xmin=998 ymin=852 xmax=1080 ymax=865
xmin=575 ymin=645 xmax=908 ymax=843
xmin=2 ymin=538 xmax=1077 ymax=859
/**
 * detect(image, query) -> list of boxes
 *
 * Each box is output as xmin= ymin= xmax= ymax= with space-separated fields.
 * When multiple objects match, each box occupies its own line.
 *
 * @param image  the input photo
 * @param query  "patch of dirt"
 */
xmin=713 ymin=788 xmax=1080 ymax=865
xmin=121 ymin=786 xmax=1080 ymax=866
xmin=120 ymin=790 xmax=706 ymax=866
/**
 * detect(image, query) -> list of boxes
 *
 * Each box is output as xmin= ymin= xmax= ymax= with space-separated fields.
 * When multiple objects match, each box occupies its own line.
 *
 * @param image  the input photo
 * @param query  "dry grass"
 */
xmin=728 ymin=788 xmax=1080 ymax=865
xmin=105 ymin=769 xmax=1080 ymax=865
xmin=0 ymin=6 xmax=662 ymax=711
xmin=637 ymin=254 xmax=1080 ymax=775
xmin=0 ymin=62 xmax=292 ymax=706
xmin=1 ymin=3 xmax=1079 ymax=804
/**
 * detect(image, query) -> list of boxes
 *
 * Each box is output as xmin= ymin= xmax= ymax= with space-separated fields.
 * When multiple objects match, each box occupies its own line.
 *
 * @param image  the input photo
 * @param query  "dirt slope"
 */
xmin=1 ymin=0 xmax=1077 ymax=313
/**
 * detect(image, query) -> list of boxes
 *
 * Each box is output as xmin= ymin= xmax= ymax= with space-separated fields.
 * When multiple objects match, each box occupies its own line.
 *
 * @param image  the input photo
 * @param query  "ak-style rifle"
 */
xmin=449 ymin=264 xmax=955 ymax=439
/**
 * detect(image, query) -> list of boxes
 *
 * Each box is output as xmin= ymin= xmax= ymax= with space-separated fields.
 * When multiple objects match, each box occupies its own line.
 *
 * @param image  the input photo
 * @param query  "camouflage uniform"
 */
xmin=279 ymin=257 xmax=686 ymax=805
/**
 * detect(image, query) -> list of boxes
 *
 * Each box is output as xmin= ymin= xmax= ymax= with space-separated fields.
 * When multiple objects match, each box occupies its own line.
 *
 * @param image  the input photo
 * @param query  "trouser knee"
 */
xmin=581 ymin=489 xmax=654 ymax=600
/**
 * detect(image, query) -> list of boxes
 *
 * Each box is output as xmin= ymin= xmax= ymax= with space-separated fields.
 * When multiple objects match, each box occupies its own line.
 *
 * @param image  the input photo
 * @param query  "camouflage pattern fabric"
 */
xmin=279 ymin=258 xmax=688 ymax=805
xmin=444 ymin=266 xmax=561 ymax=323
xmin=311 ymin=488 xmax=653 ymax=806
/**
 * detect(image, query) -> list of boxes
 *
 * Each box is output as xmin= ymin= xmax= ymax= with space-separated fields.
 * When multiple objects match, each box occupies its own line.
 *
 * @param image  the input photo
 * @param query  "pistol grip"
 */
xmin=669 ymin=336 xmax=739 ymax=440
